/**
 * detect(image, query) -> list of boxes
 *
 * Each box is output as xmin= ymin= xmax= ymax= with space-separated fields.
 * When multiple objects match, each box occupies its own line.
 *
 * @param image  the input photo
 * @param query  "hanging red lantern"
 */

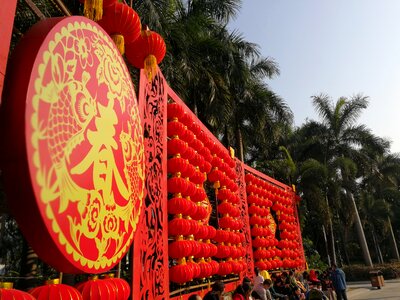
xmin=181 ymin=162 xmax=196 ymax=178
xmin=76 ymin=276 xmax=117 ymax=300
xmin=187 ymin=218 xmax=200 ymax=236
xmin=208 ymin=243 xmax=218 ymax=257
xmin=0 ymin=282 xmax=35 ymax=300
xmin=167 ymin=156 xmax=187 ymax=175
xmin=192 ymin=204 xmax=208 ymax=221
xmin=169 ymin=238 xmax=192 ymax=258
xmin=195 ymin=242 xmax=211 ymax=258
xmin=198 ymin=261 xmax=213 ymax=278
xmin=30 ymin=278 xmax=82 ymax=300
xmin=79 ymin=0 xmax=117 ymax=22
xmin=181 ymin=129 xmax=195 ymax=144
xmin=187 ymin=259 xmax=201 ymax=278
xmin=194 ymin=225 xmax=209 ymax=240
xmin=191 ymin=186 xmax=206 ymax=202
xmin=168 ymin=175 xmax=188 ymax=195
xmin=103 ymin=274 xmax=130 ymax=300
xmin=97 ymin=2 xmax=141 ymax=54
xmin=217 ymin=201 xmax=233 ymax=215
xmin=169 ymin=259 xmax=193 ymax=284
xmin=125 ymin=28 xmax=166 ymax=81
xmin=168 ymin=196 xmax=193 ymax=216
xmin=167 ymin=120 xmax=186 ymax=138
xmin=217 ymin=261 xmax=232 ymax=276
xmin=167 ymin=102 xmax=184 ymax=120
xmin=168 ymin=216 xmax=192 ymax=236
xmin=207 ymin=226 xmax=217 ymax=240
xmin=213 ymin=229 xmax=229 ymax=243
xmin=181 ymin=146 xmax=196 ymax=160
xmin=190 ymin=170 xmax=206 ymax=185
xmin=209 ymin=260 xmax=220 ymax=275
xmin=215 ymin=244 xmax=231 ymax=258
xmin=167 ymin=137 xmax=188 ymax=156
xmin=183 ymin=180 xmax=197 ymax=198
xmin=230 ymin=260 xmax=242 ymax=274
xmin=219 ymin=216 xmax=233 ymax=229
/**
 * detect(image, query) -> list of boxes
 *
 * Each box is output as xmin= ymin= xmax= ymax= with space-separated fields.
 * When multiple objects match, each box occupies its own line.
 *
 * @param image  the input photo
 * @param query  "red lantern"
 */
xmin=181 ymin=162 xmax=196 ymax=178
xmin=169 ymin=239 xmax=192 ymax=258
xmin=217 ymin=261 xmax=232 ymax=276
xmin=0 ymin=282 xmax=35 ymax=300
xmin=76 ymin=277 xmax=117 ymax=300
xmin=167 ymin=156 xmax=187 ymax=175
xmin=219 ymin=216 xmax=233 ymax=229
xmin=169 ymin=260 xmax=193 ymax=284
xmin=168 ymin=120 xmax=186 ymax=138
xmin=215 ymin=244 xmax=231 ymax=258
xmin=213 ymin=229 xmax=229 ymax=243
xmin=190 ymin=170 xmax=206 ymax=184
xmin=206 ymin=226 xmax=217 ymax=240
xmin=230 ymin=260 xmax=242 ymax=274
xmin=168 ymin=217 xmax=192 ymax=236
xmin=187 ymin=219 xmax=200 ymax=236
xmin=97 ymin=2 xmax=141 ymax=54
xmin=30 ymin=279 xmax=82 ymax=300
xmin=103 ymin=275 xmax=130 ymax=300
xmin=168 ymin=196 xmax=193 ymax=216
xmin=125 ymin=28 xmax=166 ymax=81
xmin=209 ymin=260 xmax=220 ymax=275
xmin=191 ymin=186 xmax=207 ymax=202
xmin=168 ymin=137 xmax=188 ymax=156
xmin=181 ymin=129 xmax=195 ymax=144
xmin=168 ymin=176 xmax=188 ymax=194
xmin=194 ymin=225 xmax=209 ymax=240
xmin=198 ymin=261 xmax=212 ymax=278
xmin=181 ymin=146 xmax=196 ymax=160
xmin=208 ymin=243 xmax=218 ymax=257
xmin=187 ymin=260 xmax=201 ymax=278
xmin=167 ymin=103 xmax=184 ymax=120
xmin=217 ymin=201 xmax=233 ymax=215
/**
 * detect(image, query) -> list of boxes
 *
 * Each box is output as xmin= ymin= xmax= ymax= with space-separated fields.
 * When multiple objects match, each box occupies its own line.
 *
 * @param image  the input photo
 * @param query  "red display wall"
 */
xmin=0 ymin=6 xmax=306 ymax=299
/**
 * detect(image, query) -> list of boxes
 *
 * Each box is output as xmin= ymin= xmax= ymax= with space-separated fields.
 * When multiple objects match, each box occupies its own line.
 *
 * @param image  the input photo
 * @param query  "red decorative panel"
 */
xmin=235 ymin=159 xmax=254 ymax=279
xmin=0 ymin=0 xmax=17 ymax=104
xmin=1 ymin=17 xmax=144 ymax=274
xmin=133 ymin=68 xmax=169 ymax=300
xmin=244 ymin=165 xmax=305 ymax=271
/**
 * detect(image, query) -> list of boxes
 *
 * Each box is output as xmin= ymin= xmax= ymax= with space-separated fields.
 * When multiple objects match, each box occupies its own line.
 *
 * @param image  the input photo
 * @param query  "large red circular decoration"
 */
xmin=1 ymin=17 xmax=145 ymax=273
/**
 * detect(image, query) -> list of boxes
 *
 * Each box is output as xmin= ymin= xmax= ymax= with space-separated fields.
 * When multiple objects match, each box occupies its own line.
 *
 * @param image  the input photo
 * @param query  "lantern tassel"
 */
xmin=144 ymin=54 xmax=157 ymax=82
xmin=112 ymin=34 xmax=125 ymax=55
xmin=84 ymin=0 xmax=103 ymax=21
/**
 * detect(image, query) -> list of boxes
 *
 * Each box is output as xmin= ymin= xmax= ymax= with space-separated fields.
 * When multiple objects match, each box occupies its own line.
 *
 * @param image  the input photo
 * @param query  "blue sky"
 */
xmin=229 ymin=0 xmax=400 ymax=153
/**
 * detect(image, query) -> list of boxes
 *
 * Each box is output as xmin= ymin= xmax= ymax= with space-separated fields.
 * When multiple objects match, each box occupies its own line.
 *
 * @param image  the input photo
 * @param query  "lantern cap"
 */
xmin=0 ymin=282 xmax=13 ymax=289
xmin=45 ymin=278 xmax=60 ymax=285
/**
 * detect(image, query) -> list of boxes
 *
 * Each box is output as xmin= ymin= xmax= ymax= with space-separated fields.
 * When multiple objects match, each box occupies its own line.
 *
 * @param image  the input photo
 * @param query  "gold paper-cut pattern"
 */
xmin=29 ymin=20 xmax=144 ymax=271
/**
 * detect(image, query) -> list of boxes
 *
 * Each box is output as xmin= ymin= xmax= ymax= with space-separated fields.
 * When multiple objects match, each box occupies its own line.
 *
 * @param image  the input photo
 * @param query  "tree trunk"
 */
xmin=371 ymin=229 xmax=383 ymax=264
xmin=322 ymin=224 xmax=331 ymax=266
xmin=343 ymin=228 xmax=350 ymax=265
xmin=236 ymin=128 xmax=244 ymax=162
xmin=349 ymin=193 xmax=373 ymax=266
xmin=325 ymin=195 xmax=337 ymax=265
xmin=388 ymin=216 xmax=400 ymax=261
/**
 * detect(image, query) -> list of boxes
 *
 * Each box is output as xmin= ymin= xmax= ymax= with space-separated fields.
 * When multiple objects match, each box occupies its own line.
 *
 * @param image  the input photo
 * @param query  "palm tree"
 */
xmin=298 ymin=94 xmax=388 ymax=266
xmin=360 ymin=152 xmax=400 ymax=261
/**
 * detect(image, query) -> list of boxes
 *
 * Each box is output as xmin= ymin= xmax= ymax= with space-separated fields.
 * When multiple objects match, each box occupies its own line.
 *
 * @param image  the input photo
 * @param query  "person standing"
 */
xmin=330 ymin=264 xmax=347 ymax=300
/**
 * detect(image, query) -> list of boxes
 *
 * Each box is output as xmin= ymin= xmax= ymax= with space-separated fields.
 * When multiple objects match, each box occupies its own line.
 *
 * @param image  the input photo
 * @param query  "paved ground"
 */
xmin=347 ymin=279 xmax=400 ymax=299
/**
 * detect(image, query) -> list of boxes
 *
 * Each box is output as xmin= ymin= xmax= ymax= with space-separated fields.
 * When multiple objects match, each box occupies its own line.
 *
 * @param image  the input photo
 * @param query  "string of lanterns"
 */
xmin=167 ymin=102 xmax=219 ymax=284
xmin=245 ymin=173 xmax=304 ymax=270
xmin=245 ymin=173 xmax=283 ymax=271
xmin=78 ymin=0 xmax=166 ymax=81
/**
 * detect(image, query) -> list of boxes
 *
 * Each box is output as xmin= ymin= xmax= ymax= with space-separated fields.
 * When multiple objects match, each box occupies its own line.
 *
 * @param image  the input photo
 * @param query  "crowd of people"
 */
xmin=190 ymin=264 xmax=347 ymax=300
